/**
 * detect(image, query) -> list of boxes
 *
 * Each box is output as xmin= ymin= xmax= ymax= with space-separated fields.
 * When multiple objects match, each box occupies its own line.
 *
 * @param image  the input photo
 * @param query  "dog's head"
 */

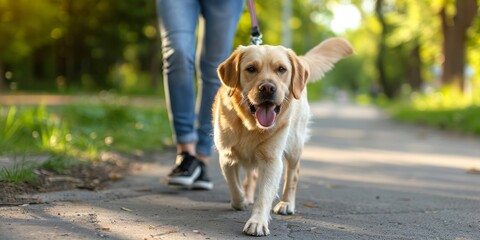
xmin=218 ymin=45 xmax=305 ymax=129
xmin=218 ymin=38 xmax=353 ymax=129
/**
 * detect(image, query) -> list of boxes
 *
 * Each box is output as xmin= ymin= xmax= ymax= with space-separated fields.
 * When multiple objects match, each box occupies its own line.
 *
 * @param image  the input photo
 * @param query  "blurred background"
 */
xmin=0 ymin=0 xmax=477 ymax=96
xmin=0 ymin=0 xmax=479 ymax=133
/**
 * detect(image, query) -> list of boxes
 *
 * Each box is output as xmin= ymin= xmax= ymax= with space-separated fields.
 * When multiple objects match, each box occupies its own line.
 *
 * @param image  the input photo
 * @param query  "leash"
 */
xmin=247 ymin=0 xmax=262 ymax=45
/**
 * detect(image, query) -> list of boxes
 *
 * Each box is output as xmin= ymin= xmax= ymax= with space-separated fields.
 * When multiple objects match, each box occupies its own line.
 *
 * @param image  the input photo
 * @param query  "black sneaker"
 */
xmin=191 ymin=161 xmax=213 ymax=190
xmin=168 ymin=152 xmax=201 ymax=187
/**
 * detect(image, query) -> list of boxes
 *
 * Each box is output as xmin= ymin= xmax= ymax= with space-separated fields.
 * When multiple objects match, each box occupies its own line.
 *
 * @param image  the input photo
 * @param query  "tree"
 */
xmin=0 ymin=0 xmax=58 ymax=91
xmin=439 ymin=0 xmax=478 ymax=91
xmin=0 ymin=62 xmax=4 ymax=91
xmin=375 ymin=0 xmax=412 ymax=98
xmin=375 ymin=0 xmax=391 ymax=98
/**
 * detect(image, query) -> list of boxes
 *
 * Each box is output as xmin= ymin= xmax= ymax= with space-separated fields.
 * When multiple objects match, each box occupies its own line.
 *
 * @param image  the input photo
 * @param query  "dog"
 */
xmin=213 ymin=38 xmax=353 ymax=236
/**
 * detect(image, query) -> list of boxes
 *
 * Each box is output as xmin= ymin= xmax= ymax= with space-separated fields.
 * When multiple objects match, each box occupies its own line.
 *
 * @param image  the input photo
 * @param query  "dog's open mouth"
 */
xmin=248 ymin=101 xmax=281 ymax=128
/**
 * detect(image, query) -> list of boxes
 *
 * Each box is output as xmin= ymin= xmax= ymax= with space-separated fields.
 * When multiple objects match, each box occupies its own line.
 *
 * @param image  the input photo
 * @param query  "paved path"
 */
xmin=1 ymin=101 xmax=480 ymax=239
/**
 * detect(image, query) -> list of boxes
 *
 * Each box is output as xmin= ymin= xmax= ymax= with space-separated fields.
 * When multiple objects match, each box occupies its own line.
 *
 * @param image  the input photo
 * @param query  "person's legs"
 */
xmin=195 ymin=0 xmax=245 ymax=161
xmin=157 ymin=0 xmax=200 ymax=154
xmin=157 ymin=0 xmax=204 ymax=187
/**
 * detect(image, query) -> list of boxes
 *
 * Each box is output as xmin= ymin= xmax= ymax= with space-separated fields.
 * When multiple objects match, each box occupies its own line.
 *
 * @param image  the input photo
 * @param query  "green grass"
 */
xmin=41 ymin=155 xmax=78 ymax=173
xmin=0 ymin=94 xmax=172 ymax=184
xmin=388 ymin=88 xmax=480 ymax=135
xmin=0 ymin=157 xmax=38 ymax=185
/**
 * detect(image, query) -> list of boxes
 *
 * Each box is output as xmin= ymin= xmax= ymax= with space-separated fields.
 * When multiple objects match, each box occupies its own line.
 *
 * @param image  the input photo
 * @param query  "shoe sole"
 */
xmin=168 ymin=167 xmax=201 ymax=187
xmin=191 ymin=180 xmax=213 ymax=190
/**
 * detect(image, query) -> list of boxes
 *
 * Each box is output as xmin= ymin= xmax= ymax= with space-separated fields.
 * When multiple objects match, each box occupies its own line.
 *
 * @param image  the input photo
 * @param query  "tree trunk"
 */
xmin=440 ymin=0 xmax=477 ymax=91
xmin=375 ymin=0 xmax=395 ymax=99
xmin=0 ymin=60 xmax=5 ymax=92
xmin=408 ymin=41 xmax=423 ymax=90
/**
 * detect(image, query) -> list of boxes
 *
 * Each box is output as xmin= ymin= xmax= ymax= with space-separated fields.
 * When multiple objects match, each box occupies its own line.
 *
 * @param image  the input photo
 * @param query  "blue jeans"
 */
xmin=157 ymin=0 xmax=244 ymax=157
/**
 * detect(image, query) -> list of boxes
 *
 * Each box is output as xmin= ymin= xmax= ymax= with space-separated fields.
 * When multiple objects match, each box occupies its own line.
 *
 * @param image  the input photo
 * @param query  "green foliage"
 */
xmin=0 ymin=0 xmax=58 ymax=62
xmin=390 ymin=88 xmax=480 ymax=135
xmin=324 ymin=55 xmax=368 ymax=92
xmin=0 ymin=0 xmax=479 ymax=105
xmin=355 ymin=93 xmax=390 ymax=107
xmin=0 ymin=0 xmax=159 ymax=92
xmin=394 ymin=106 xmax=480 ymax=134
xmin=237 ymin=0 xmax=334 ymax=51
xmin=41 ymin=155 xmax=77 ymax=173
xmin=0 ymin=106 xmax=21 ymax=144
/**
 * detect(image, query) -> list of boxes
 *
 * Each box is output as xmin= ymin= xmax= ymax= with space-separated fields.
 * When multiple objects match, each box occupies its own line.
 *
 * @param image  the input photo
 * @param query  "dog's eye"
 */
xmin=246 ymin=66 xmax=256 ymax=73
xmin=278 ymin=66 xmax=287 ymax=74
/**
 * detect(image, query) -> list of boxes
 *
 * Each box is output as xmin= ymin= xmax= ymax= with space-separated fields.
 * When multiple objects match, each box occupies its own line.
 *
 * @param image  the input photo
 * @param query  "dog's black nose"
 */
xmin=258 ymin=82 xmax=276 ymax=95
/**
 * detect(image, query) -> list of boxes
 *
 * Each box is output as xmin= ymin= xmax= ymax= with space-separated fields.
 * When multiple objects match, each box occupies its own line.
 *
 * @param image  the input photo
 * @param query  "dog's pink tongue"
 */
xmin=255 ymin=104 xmax=277 ymax=127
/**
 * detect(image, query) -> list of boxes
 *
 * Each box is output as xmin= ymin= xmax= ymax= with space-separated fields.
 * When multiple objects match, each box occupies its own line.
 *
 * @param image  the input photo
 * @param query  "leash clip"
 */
xmin=250 ymin=34 xmax=263 ymax=46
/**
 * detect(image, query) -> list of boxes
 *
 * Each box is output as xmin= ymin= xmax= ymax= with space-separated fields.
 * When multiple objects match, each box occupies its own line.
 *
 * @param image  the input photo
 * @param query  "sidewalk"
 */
xmin=1 ymin=101 xmax=479 ymax=239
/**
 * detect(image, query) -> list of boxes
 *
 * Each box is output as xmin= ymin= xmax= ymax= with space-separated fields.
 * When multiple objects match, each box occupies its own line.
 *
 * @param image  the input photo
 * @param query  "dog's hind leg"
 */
xmin=220 ymin=155 xmax=250 ymax=211
xmin=273 ymin=155 xmax=300 ymax=215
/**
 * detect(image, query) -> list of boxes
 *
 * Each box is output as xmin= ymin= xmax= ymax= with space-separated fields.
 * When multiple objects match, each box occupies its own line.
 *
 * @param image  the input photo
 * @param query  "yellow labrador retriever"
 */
xmin=213 ymin=38 xmax=353 ymax=236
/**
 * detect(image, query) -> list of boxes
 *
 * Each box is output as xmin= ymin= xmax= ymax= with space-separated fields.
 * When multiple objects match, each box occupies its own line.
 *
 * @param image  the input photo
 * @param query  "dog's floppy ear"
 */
xmin=288 ymin=50 xmax=310 ymax=99
xmin=218 ymin=47 xmax=244 ymax=97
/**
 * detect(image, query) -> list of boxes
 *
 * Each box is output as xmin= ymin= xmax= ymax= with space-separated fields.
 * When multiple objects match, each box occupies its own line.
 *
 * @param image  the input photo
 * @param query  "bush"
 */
xmin=390 ymin=88 xmax=480 ymax=135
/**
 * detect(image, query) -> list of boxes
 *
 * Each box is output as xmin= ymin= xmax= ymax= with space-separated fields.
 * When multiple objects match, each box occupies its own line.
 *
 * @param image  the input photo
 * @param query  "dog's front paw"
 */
xmin=273 ymin=201 xmax=295 ymax=215
xmin=243 ymin=217 xmax=270 ymax=236
xmin=231 ymin=197 xmax=250 ymax=211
